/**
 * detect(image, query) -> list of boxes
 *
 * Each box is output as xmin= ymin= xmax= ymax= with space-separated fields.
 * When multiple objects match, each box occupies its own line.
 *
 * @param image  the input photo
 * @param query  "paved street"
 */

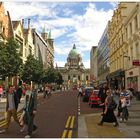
xmin=0 ymin=90 xmax=78 ymax=138
xmin=78 ymin=96 xmax=140 ymax=138
xmin=0 ymin=90 xmax=140 ymax=138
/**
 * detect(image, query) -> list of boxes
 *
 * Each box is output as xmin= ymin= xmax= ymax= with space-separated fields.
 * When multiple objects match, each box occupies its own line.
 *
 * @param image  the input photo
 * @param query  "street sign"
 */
xmin=132 ymin=60 xmax=140 ymax=66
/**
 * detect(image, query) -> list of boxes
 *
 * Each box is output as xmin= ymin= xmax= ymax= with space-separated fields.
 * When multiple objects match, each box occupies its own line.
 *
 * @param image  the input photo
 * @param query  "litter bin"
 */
xmin=136 ymin=91 xmax=140 ymax=100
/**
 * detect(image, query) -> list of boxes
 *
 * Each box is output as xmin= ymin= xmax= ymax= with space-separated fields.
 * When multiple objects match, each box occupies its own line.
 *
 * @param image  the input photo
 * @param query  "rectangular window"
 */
xmin=0 ymin=21 xmax=3 ymax=33
xmin=134 ymin=15 xmax=138 ymax=30
xmin=126 ymin=28 xmax=128 ymax=39
xmin=130 ymin=22 xmax=132 ymax=35
xmin=135 ymin=43 xmax=139 ymax=59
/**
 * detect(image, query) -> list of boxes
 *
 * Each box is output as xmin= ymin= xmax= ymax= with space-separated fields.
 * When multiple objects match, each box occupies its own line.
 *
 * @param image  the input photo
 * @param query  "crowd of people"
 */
xmin=77 ymin=84 xmax=133 ymax=127
xmin=97 ymin=85 xmax=133 ymax=127
xmin=0 ymin=84 xmax=38 ymax=138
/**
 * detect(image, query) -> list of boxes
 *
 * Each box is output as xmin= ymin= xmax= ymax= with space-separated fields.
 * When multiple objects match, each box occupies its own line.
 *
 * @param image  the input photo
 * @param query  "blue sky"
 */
xmin=4 ymin=1 xmax=117 ymax=68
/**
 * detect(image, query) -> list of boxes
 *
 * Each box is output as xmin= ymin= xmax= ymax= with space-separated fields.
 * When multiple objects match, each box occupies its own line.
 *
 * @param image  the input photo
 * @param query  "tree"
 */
xmin=55 ymin=71 xmax=63 ymax=85
xmin=42 ymin=67 xmax=56 ymax=84
xmin=21 ymin=54 xmax=44 ymax=84
xmin=42 ymin=68 xmax=63 ymax=85
xmin=0 ymin=38 xmax=23 ymax=80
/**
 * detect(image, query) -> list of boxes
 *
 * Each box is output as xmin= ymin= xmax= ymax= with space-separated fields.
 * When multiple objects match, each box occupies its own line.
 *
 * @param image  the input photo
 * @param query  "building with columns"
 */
xmin=123 ymin=3 xmax=140 ymax=91
xmin=108 ymin=2 xmax=140 ymax=91
xmin=58 ymin=44 xmax=90 ymax=88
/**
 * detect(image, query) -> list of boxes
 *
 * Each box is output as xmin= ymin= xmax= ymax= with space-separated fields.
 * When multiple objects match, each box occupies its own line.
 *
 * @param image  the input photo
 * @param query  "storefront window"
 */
xmin=127 ymin=76 xmax=138 ymax=91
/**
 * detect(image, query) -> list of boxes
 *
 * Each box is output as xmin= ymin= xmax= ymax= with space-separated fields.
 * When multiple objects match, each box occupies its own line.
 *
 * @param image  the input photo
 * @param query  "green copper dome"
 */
xmin=69 ymin=44 xmax=78 ymax=58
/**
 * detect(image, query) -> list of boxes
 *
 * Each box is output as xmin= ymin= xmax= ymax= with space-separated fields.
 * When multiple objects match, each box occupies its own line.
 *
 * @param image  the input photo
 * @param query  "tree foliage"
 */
xmin=21 ymin=54 xmax=44 ymax=84
xmin=42 ymin=67 xmax=63 ymax=85
xmin=0 ymin=38 xmax=23 ymax=79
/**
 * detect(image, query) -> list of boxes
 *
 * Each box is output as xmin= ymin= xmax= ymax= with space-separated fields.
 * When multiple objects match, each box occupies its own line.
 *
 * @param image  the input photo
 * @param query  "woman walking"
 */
xmin=98 ymin=89 xmax=119 ymax=127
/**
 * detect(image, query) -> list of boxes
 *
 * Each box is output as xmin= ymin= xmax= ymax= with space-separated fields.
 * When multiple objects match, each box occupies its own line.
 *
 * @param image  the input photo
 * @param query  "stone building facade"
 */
xmin=41 ymin=31 xmax=54 ymax=69
xmin=108 ymin=2 xmax=140 ymax=91
xmin=0 ymin=2 xmax=13 ymax=42
xmin=58 ymin=44 xmax=90 ymax=88
xmin=33 ymin=29 xmax=54 ymax=69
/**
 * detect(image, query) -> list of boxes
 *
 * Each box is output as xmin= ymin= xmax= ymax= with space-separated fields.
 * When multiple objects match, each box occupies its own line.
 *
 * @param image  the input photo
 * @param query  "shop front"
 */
xmin=125 ymin=67 xmax=140 ymax=91
xmin=108 ymin=69 xmax=125 ymax=90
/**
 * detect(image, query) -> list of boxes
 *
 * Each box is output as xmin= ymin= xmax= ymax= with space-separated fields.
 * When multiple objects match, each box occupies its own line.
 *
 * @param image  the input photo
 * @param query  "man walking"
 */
xmin=0 ymin=85 xmax=21 ymax=134
xmin=23 ymin=84 xmax=38 ymax=138
xmin=16 ymin=85 xmax=23 ymax=103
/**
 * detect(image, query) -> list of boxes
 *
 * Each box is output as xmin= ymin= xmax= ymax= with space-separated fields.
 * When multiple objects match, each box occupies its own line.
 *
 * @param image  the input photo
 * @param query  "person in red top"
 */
xmin=0 ymin=85 xmax=3 ymax=101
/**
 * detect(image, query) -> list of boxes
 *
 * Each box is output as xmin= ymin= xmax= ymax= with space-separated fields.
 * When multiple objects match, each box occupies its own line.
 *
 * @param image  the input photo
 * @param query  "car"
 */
xmin=88 ymin=90 xmax=101 ymax=107
xmin=82 ymin=87 xmax=94 ymax=102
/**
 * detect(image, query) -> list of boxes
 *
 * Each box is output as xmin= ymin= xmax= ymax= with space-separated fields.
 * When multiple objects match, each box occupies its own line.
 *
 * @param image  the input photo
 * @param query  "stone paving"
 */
xmin=78 ymin=97 xmax=140 ymax=138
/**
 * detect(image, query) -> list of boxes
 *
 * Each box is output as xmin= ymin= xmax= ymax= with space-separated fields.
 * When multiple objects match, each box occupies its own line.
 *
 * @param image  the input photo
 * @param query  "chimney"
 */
xmin=28 ymin=18 xmax=30 ymax=29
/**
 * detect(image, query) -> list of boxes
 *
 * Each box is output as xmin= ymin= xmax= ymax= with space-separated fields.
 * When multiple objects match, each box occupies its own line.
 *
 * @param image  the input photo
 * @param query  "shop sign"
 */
xmin=132 ymin=59 xmax=140 ymax=66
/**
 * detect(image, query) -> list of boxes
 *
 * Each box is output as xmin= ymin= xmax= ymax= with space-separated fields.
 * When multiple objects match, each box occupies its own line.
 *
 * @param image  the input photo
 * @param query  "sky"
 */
xmin=3 ymin=1 xmax=118 ymax=68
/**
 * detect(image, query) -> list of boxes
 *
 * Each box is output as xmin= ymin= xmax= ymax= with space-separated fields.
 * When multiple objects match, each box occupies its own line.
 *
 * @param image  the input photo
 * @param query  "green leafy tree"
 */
xmin=42 ymin=67 xmax=56 ymax=84
xmin=0 ymin=38 xmax=23 ymax=80
xmin=22 ymin=54 xmax=44 ymax=84
xmin=55 ymin=71 xmax=63 ymax=85
xmin=42 ymin=68 xmax=63 ymax=85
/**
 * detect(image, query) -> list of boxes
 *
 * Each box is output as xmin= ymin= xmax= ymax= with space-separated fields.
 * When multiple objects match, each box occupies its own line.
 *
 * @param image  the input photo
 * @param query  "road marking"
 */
xmin=61 ymin=130 xmax=67 ymax=138
xmin=61 ymin=115 xmax=75 ymax=138
xmin=65 ymin=116 xmax=71 ymax=128
xmin=0 ymin=112 xmax=22 ymax=127
xmin=78 ymin=97 xmax=81 ymax=116
xmin=68 ymin=130 xmax=72 ymax=138
xmin=70 ymin=116 xmax=75 ymax=128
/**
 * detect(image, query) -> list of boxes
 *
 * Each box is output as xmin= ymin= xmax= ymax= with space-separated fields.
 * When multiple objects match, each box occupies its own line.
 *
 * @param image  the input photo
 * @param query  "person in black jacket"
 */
xmin=0 ymin=85 xmax=21 ymax=134
xmin=16 ymin=86 xmax=22 ymax=103
xmin=98 ymin=86 xmax=107 ymax=115
xmin=23 ymin=85 xmax=38 ymax=138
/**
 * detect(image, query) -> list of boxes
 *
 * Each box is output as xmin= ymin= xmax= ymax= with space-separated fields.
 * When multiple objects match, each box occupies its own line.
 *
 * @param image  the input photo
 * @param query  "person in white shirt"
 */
xmin=120 ymin=93 xmax=129 ymax=123
xmin=77 ymin=87 xmax=83 ymax=97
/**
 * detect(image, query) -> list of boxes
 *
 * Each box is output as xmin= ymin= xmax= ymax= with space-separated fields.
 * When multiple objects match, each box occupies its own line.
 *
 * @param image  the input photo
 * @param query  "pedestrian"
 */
xmin=0 ymin=85 xmax=21 ymax=134
xmin=119 ymin=94 xmax=129 ymax=123
xmin=21 ymin=84 xmax=38 ymax=138
xmin=44 ymin=85 xmax=48 ymax=98
xmin=0 ymin=85 xmax=3 ymax=101
xmin=98 ymin=86 xmax=107 ymax=115
xmin=98 ymin=89 xmax=119 ymax=127
xmin=16 ymin=85 xmax=23 ymax=103
xmin=77 ymin=86 xmax=83 ymax=97
xmin=119 ymin=87 xmax=130 ymax=122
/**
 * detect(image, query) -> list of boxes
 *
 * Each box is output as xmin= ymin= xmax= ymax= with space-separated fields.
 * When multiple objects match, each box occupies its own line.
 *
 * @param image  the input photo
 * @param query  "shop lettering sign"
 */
xmin=132 ymin=60 xmax=140 ymax=66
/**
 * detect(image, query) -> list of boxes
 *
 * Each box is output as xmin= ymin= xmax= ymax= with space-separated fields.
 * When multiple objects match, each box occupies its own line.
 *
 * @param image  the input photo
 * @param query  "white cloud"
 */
xmin=3 ymin=2 xmax=114 ymax=68
xmin=110 ymin=2 xmax=119 ymax=9
xmin=54 ymin=60 xmax=66 ymax=67
xmin=83 ymin=60 xmax=90 ymax=68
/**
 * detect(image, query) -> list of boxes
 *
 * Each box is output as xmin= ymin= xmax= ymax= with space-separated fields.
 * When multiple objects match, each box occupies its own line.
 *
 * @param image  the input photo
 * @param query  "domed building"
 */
xmin=58 ymin=44 xmax=90 ymax=88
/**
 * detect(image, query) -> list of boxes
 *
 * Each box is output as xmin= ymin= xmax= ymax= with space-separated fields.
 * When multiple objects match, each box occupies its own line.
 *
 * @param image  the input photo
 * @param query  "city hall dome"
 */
xmin=69 ymin=44 xmax=79 ymax=58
